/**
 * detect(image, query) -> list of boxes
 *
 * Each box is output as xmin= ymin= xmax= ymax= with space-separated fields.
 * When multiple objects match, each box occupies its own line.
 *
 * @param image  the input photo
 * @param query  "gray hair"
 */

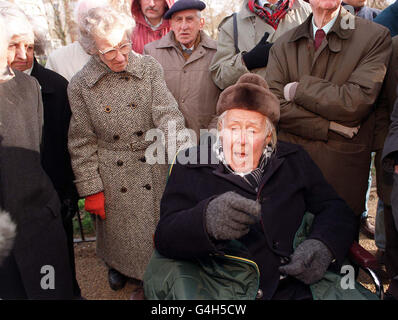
xmin=217 ymin=110 xmax=278 ymax=150
xmin=0 ymin=1 xmax=33 ymax=42
xmin=79 ymin=6 xmax=136 ymax=55
xmin=27 ymin=16 xmax=47 ymax=56
xmin=74 ymin=0 xmax=109 ymax=25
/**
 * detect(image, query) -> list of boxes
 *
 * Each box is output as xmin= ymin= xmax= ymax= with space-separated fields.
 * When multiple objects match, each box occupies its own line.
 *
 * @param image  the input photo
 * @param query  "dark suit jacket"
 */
xmin=31 ymin=58 xmax=78 ymax=208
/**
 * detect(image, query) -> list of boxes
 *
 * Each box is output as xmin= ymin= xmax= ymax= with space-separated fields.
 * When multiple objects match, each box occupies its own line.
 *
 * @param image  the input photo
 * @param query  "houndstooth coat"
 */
xmin=68 ymin=52 xmax=188 ymax=280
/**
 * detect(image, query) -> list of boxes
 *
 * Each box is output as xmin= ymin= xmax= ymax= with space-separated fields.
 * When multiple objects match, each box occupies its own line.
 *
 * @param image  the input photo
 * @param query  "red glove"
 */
xmin=85 ymin=192 xmax=105 ymax=220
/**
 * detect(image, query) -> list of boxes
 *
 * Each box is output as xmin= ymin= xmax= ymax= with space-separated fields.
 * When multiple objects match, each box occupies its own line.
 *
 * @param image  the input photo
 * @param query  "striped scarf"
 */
xmin=248 ymin=0 xmax=295 ymax=30
xmin=213 ymin=138 xmax=275 ymax=190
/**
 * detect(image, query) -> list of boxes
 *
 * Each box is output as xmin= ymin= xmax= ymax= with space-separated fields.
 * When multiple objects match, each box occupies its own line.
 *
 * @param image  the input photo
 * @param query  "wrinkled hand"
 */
xmin=283 ymin=82 xmax=299 ymax=101
xmin=329 ymin=121 xmax=360 ymax=139
xmin=242 ymin=32 xmax=273 ymax=70
xmin=278 ymin=239 xmax=333 ymax=285
xmin=205 ymin=191 xmax=262 ymax=240
xmin=85 ymin=192 xmax=106 ymax=220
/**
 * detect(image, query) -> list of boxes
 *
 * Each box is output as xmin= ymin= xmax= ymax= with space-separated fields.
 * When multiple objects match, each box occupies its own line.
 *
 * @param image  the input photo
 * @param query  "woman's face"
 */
xmin=95 ymin=29 xmax=130 ymax=73
xmin=220 ymin=109 xmax=271 ymax=174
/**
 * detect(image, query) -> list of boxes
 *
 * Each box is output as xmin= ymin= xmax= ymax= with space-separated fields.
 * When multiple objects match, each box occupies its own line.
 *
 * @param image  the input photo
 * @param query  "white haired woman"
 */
xmin=67 ymin=5 xmax=189 ymax=297
xmin=0 ymin=1 xmax=74 ymax=299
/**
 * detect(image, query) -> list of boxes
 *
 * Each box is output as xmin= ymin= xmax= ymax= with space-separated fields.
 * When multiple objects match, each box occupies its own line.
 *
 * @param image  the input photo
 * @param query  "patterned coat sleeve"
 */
xmin=67 ymin=78 xmax=104 ymax=197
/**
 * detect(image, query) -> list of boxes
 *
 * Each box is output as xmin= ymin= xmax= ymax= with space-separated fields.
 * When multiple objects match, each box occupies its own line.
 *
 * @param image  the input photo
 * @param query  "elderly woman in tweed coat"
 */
xmin=67 ymin=5 xmax=189 ymax=296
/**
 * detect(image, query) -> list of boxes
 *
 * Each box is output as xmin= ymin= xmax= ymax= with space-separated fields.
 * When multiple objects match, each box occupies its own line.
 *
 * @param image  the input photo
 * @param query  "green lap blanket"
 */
xmin=144 ymin=213 xmax=379 ymax=300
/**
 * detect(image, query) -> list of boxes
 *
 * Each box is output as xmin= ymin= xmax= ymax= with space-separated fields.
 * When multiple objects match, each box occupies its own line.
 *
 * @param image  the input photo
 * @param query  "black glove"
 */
xmin=61 ymin=198 xmax=79 ymax=222
xmin=205 ymin=191 xmax=262 ymax=240
xmin=242 ymin=32 xmax=273 ymax=70
xmin=278 ymin=239 xmax=334 ymax=285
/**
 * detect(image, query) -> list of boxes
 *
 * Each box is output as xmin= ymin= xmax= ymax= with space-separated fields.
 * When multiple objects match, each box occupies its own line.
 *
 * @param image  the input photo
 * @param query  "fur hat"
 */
xmin=216 ymin=73 xmax=280 ymax=125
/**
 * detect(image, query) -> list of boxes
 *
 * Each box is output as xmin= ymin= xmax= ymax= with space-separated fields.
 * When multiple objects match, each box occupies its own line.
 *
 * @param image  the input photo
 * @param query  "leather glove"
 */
xmin=85 ymin=192 xmax=106 ymax=220
xmin=278 ymin=239 xmax=333 ymax=285
xmin=205 ymin=191 xmax=262 ymax=240
xmin=242 ymin=32 xmax=273 ymax=70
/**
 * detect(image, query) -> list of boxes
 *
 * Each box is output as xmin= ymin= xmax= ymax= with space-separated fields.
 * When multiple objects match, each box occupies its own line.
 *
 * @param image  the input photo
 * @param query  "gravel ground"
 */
xmin=74 ymin=188 xmax=390 ymax=300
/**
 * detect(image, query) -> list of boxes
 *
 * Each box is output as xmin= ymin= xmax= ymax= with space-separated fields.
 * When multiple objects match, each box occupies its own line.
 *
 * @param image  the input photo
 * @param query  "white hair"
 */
xmin=79 ymin=6 xmax=136 ymax=55
xmin=0 ymin=15 xmax=7 ymax=58
xmin=74 ymin=0 xmax=109 ymax=25
xmin=0 ymin=1 xmax=33 ymax=42
xmin=27 ymin=16 xmax=48 ymax=55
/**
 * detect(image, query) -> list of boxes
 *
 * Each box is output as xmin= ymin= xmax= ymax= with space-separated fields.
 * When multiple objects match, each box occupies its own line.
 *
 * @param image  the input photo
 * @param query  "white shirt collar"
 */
xmin=23 ymin=64 xmax=33 ymax=75
xmin=311 ymin=10 xmax=340 ymax=39
xmin=180 ymin=43 xmax=194 ymax=51
xmin=257 ymin=0 xmax=270 ymax=6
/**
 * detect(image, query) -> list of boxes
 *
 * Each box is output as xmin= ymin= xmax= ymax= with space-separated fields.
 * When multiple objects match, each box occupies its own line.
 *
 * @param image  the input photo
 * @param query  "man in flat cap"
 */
xmin=144 ymin=0 xmax=220 ymax=142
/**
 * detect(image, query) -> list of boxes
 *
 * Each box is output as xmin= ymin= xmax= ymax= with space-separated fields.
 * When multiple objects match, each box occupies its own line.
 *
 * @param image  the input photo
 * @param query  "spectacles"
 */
xmin=98 ymin=42 xmax=132 ymax=60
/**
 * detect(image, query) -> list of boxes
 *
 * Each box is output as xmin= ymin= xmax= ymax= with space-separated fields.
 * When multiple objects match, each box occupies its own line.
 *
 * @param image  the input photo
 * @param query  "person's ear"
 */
xmin=199 ymin=17 xmax=205 ymax=30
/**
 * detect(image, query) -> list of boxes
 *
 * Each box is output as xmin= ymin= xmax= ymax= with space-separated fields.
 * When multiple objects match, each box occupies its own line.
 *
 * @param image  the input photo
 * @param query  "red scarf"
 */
xmin=248 ymin=0 xmax=295 ymax=30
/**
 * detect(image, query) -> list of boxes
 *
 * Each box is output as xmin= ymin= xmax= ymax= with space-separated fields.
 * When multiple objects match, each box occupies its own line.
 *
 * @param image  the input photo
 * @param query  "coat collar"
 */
xmin=154 ymin=30 xmax=217 ymax=51
xmin=288 ymin=6 xmax=355 ymax=44
xmin=84 ymin=51 xmax=144 ymax=88
xmin=31 ymin=58 xmax=54 ymax=94
xmin=240 ymin=0 xmax=303 ymax=20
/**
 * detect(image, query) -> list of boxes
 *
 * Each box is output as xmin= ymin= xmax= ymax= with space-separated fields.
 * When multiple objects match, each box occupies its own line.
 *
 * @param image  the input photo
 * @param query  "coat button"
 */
xmin=136 ymin=131 xmax=143 ymax=137
xmin=113 ymin=134 xmax=120 ymax=141
xmin=256 ymin=289 xmax=263 ymax=299
xmin=121 ymin=187 xmax=127 ymax=193
xmin=140 ymin=157 xmax=146 ymax=163
xmin=280 ymin=256 xmax=290 ymax=265
xmin=144 ymin=184 xmax=151 ymax=190
xmin=273 ymin=241 xmax=279 ymax=249
xmin=117 ymin=160 xmax=123 ymax=166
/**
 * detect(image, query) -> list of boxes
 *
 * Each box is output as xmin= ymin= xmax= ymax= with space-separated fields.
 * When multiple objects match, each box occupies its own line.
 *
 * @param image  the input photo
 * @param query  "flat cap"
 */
xmin=216 ymin=73 xmax=280 ymax=125
xmin=164 ymin=0 xmax=206 ymax=19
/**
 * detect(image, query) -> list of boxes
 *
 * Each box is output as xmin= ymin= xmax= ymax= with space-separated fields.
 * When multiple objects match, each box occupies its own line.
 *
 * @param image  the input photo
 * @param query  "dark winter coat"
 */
xmin=155 ymin=141 xmax=357 ymax=300
xmin=31 ymin=58 xmax=80 ymax=296
xmin=374 ymin=0 xmax=398 ymax=37
xmin=31 ymin=58 xmax=78 ymax=207
xmin=0 ymin=70 xmax=73 ymax=299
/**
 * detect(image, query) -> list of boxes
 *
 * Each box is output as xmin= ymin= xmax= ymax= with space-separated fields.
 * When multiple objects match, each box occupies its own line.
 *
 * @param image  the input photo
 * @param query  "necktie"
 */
xmin=183 ymin=48 xmax=193 ymax=55
xmin=314 ymin=29 xmax=326 ymax=51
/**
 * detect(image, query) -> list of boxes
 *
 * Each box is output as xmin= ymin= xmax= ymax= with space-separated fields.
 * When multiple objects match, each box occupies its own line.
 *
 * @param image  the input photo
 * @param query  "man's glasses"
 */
xmin=98 ymin=42 xmax=132 ymax=60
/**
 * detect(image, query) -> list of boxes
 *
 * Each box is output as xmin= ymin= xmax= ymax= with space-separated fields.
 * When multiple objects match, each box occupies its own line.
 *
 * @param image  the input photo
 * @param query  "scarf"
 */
xmin=213 ymin=137 xmax=275 ymax=190
xmin=176 ymin=32 xmax=202 ymax=61
xmin=247 ymin=0 xmax=295 ymax=30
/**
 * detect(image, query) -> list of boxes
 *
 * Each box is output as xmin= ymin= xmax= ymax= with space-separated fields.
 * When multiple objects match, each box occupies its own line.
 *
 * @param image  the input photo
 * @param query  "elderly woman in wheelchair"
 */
xmin=144 ymin=74 xmax=381 ymax=300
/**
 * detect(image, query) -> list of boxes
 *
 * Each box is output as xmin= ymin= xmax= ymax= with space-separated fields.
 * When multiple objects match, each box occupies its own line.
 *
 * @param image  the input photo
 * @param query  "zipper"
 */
xmin=221 ymin=254 xmax=260 ymax=300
